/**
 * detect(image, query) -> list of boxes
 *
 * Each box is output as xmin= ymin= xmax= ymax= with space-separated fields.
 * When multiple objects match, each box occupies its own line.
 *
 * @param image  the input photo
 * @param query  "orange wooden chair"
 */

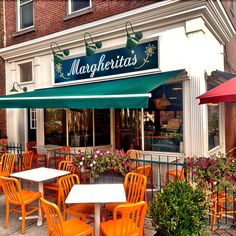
xmin=101 ymin=201 xmax=147 ymax=236
xmin=165 ymin=166 xmax=184 ymax=183
xmin=18 ymin=151 xmax=33 ymax=171
xmin=136 ymin=164 xmax=153 ymax=188
xmin=40 ymin=197 xmax=94 ymax=236
xmin=104 ymin=172 xmax=147 ymax=221
xmin=58 ymin=174 xmax=94 ymax=223
xmin=210 ymin=192 xmax=236 ymax=231
xmin=26 ymin=141 xmax=47 ymax=167
xmin=0 ymin=176 xmax=41 ymax=234
xmin=127 ymin=149 xmax=140 ymax=170
xmin=0 ymin=138 xmax=8 ymax=154
xmin=48 ymin=146 xmax=71 ymax=168
xmin=0 ymin=153 xmax=16 ymax=177
xmin=43 ymin=160 xmax=75 ymax=205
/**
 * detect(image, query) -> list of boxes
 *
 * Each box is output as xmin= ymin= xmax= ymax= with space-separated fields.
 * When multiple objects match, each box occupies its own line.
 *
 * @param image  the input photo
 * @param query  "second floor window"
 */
xmin=68 ymin=0 xmax=91 ymax=14
xmin=17 ymin=0 xmax=33 ymax=31
xmin=19 ymin=62 xmax=33 ymax=83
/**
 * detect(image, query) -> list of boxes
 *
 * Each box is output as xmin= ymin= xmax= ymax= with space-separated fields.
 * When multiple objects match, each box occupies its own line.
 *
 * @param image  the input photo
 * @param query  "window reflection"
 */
xmin=208 ymin=104 xmax=219 ymax=150
xmin=68 ymin=109 xmax=93 ymax=147
xmin=44 ymin=109 xmax=66 ymax=145
xmin=144 ymin=83 xmax=183 ymax=153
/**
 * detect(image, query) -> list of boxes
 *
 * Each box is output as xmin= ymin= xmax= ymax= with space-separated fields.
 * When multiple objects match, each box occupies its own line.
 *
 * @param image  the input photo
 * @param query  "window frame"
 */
xmin=17 ymin=0 xmax=34 ymax=32
xmin=17 ymin=60 xmax=34 ymax=84
xmin=30 ymin=108 xmax=37 ymax=129
xmin=67 ymin=0 xmax=92 ymax=16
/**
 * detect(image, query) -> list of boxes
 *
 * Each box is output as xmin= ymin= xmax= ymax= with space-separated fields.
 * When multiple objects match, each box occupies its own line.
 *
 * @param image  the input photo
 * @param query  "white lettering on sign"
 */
xmin=67 ymin=53 xmax=137 ymax=78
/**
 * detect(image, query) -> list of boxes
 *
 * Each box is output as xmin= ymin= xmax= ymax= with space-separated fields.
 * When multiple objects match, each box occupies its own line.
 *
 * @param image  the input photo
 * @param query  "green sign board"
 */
xmin=54 ymin=40 xmax=158 ymax=84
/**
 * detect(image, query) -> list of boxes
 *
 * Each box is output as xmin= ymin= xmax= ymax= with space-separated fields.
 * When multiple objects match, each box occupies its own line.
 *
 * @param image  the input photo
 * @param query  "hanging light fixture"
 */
xmin=10 ymin=82 xmax=27 ymax=92
xmin=84 ymin=32 xmax=102 ymax=56
xmin=50 ymin=42 xmax=70 ymax=64
xmin=125 ymin=21 xmax=143 ymax=49
xmin=153 ymin=86 xmax=171 ymax=110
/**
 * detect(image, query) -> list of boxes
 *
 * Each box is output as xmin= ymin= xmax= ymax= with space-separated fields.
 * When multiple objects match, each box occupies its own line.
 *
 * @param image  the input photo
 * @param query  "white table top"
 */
xmin=11 ymin=167 xmax=70 ymax=182
xmin=66 ymin=184 xmax=126 ymax=204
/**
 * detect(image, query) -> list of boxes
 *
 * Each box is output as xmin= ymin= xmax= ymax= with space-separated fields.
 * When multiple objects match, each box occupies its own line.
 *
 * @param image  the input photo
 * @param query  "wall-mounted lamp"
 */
xmin=10 ymin=82 xmax=27 ymax=93
xmin=125 ymin=21 xmax=143 ymax=49
xmin=50 ymin=42 xmax=70 ymax=64
xmin=84 ymin=32 xmax=102 ymax=56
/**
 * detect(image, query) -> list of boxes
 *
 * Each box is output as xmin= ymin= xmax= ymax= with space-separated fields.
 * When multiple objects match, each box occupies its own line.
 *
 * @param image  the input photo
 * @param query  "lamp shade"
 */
xmin=125 ymin=21 xmax=143 ymax=49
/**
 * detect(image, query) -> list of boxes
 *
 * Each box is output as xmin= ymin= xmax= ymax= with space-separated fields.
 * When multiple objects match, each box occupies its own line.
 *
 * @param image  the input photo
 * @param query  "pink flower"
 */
xmin=230 ymin=179 xmax=235 ymax=184
xmin=203 ymin=161 xmax=208 ymax=168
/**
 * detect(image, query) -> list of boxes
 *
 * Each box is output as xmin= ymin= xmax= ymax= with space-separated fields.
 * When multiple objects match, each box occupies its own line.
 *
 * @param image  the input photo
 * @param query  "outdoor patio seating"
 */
xmin=210 ymin=192 xmax=236 ymax=231
xmin=40 ymin=197 xmax=94 ymax=236
xmin=43 ymin=160 xmax=76 ymax=206
xmin=101 ymin=201 xmax=147 ymax=236
xmin=18 ymin=151 xmax=33 ymax=171
xmin=58 ymin=173 xmax=94 ymax=223
xmin=0 ymin=176 xmax=41 ymax=234
xmin=48 ymin=145 xmax=71 ymax=168
xmin=0 ymin=153 xmax=16 ymax=178
xmin=26 ymin=141 xmax=47 ymax=168
xmin=104 ymin=172 xmax=147 ymax=221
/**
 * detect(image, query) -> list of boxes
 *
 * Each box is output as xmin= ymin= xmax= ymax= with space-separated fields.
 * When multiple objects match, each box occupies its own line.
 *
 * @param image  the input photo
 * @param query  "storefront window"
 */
xmin=44 ymin=109 xmax=66 ymax=145
xmin=44 ymin=109 xmax=111 ymax=147
xmin=68 ymin=109 xmax=93 ymax=147
xmin=115 ymin=109 xmax=142 ymax=151
xmin=208 ymin=104 xmax=220 ymax=150
xmin=144 ymin=83 xmax=183 ymax=153
xmin=95 ymin=109 xmax=110 ymax=146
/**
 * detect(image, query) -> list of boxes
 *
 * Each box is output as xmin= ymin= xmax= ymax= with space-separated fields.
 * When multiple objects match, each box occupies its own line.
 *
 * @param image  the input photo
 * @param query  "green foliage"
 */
xmin=186 ymin=152 xmax=236 ymax=193
xmin=149 ymin=180 xmax=208 ymax=236
xmin=72 ymin=149 xmax=132 ymax=183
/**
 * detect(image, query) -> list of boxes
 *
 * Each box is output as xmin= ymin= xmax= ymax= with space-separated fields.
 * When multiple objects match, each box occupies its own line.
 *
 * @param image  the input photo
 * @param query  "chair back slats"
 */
xmin=124 ymin=172 xmax=147 ymax=203
xmin=137 ymin=165 xmax=151 ymax=178
xmin=21 ymin=151 xmax=33 ymax=171
xmin=58 ymin=174 xmax=80 ymax=208
xmin=0 ymin=176 xmax=22 ymax=204
xmin=0 ymin=153 xmax=16 ymax=176
xmin=40 ymin=197 xmax=63 ymax=236
xmin=113 ymin=201 xmax=147 ymax=236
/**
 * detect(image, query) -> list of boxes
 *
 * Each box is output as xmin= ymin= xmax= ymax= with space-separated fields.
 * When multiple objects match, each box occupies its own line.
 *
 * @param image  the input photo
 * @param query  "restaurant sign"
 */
xmin=54 ymin=40 xmax=158 ymax=84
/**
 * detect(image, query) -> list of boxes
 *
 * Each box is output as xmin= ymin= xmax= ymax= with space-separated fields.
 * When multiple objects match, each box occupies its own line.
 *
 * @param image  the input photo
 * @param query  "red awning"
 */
xmin=197 ymin=76 xmax=236 ymax=104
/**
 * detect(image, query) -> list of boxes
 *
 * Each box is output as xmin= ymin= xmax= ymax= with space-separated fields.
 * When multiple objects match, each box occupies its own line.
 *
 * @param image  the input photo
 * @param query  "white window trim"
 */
xmin=17 ymin=0 xmax=34 ymax=32
xmin=67 ymin=0 xmax=92 ymax=15
xmin=30 ymin=108 xmax=37 ymax=129
xmin=17 ymin=59 xmax=34 ymax=84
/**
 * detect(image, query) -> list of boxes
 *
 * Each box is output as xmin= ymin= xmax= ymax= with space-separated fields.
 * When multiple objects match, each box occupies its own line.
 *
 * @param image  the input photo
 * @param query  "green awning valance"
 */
xmin=0 ymin=70 xmax=183 ymax=109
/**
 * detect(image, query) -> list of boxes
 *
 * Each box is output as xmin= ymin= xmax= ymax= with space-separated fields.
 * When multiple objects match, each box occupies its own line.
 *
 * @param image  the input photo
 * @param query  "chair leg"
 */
xmin=21 ymin=205 xmax=26 ymax=234
xmin=211 ymin=202 xmax=217 ymax=231
xmin=4 ymin=201 xmax=9 ymax=229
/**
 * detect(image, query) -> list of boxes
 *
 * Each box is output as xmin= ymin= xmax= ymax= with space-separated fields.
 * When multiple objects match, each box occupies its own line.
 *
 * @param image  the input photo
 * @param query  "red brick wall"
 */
xmin=221 ymin=1 xmax=236 ymax=154
xmin=0 ymin=0 xmax=6 ymax=137
xmin=5 ymin=0 xmax=157 ymax=46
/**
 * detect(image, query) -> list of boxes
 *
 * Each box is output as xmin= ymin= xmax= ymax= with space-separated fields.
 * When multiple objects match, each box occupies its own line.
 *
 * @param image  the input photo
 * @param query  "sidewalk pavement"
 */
xmin=0 ymin=190 xmax=236 ymax=236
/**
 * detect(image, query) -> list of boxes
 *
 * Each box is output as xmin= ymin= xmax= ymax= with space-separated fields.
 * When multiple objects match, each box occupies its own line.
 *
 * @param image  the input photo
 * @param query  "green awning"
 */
xmin=0 ymin=70 xmax=183 ymax=109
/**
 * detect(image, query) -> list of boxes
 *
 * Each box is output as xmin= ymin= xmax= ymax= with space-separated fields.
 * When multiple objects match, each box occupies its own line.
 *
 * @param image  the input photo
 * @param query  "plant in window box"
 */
xmin=72 ymin=149 xmax=132 ymax=184
xmin=186 ymin=152 xmax=236 ymax=194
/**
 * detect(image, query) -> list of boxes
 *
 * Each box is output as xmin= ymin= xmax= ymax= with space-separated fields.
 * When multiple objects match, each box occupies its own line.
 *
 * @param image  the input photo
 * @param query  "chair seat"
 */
xmin=61 ymin=218 xmax=93 ymax=236
xmin=20 ymin=190 xmax=42 ymax=204
xmin=101 ymin=218 xmax=140 ymax=236
xmin=105 ymin=202 xmax=129 ymax=212
xmin=44 ymin=182 xmax=58 ymax=191
xmin=66 ymin=203 xmax=94 ymax=216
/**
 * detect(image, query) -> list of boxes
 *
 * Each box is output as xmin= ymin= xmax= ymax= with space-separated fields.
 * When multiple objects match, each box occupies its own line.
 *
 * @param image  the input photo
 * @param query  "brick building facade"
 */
xmin=0 ymin=0 xmax=235 ymax=157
